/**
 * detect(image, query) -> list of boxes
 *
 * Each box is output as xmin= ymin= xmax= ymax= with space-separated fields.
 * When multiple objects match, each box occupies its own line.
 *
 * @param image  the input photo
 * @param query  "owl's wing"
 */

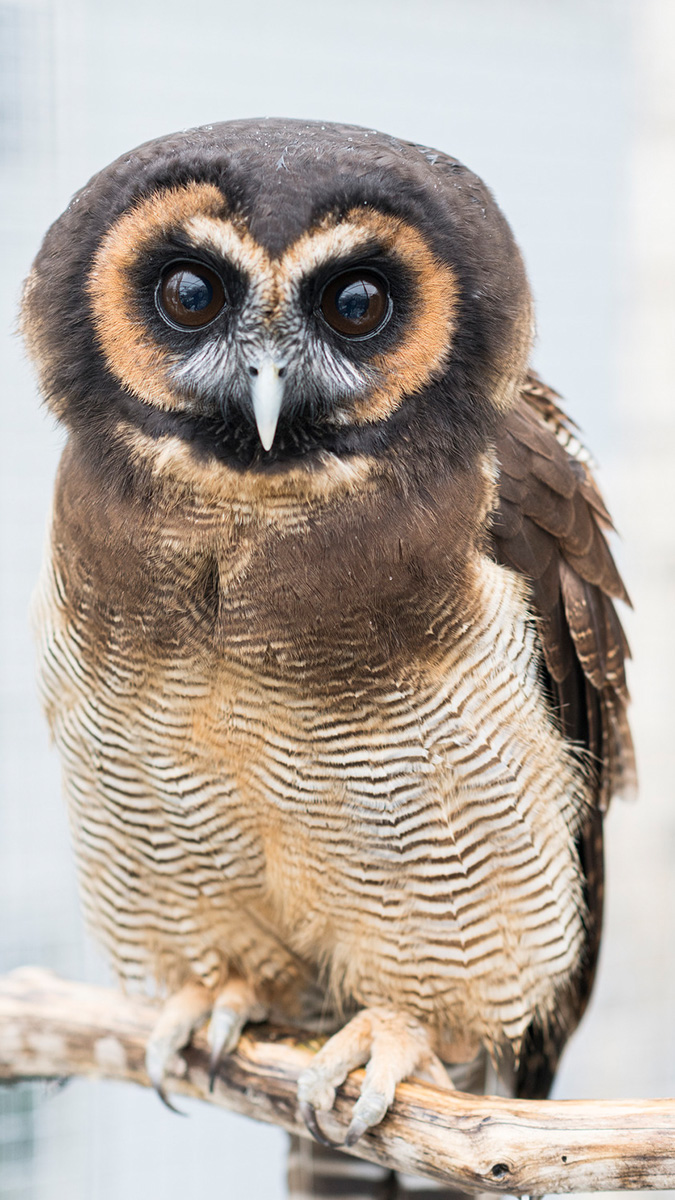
xmin=489 ymin=371 xmax=636 ymax=1098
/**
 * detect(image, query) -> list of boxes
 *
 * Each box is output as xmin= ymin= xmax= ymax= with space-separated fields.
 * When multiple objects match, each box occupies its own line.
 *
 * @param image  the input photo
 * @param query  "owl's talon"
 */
xmin=207 ymin=1006 xmax=247 ymax=1091
xmin=344 ymin=1115 xmax=369 ymax=1147
xmin=145 ymin=981 xmax=213 ymax=1111
xmin=207 ymin=980 xmax=267 ymax=1092
xmin=298 ymin=1100 xmax=342 ymax=1148
xmin=151 ymin=1076 xmax=187 ymax=1117
xmin=146 ymin=1037 xmax=188 ymax=1115
xmin=344 ymin=1089 xmax=388 ymax=1145
xmin=146 ymin=1041 xmax=188 ymax=1115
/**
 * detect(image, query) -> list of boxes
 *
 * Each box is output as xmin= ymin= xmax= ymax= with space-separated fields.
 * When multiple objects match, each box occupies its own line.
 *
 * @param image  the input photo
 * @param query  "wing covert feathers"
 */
xmin=490 ymin=373 xmax=635 ymax=1099
xmin=491 ymin=372 xmax=635 ymax=811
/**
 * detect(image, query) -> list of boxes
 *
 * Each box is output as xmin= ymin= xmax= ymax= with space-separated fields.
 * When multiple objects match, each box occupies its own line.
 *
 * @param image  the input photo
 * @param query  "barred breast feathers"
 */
xmin=34 ymin=425 xmax=591 ymax=1059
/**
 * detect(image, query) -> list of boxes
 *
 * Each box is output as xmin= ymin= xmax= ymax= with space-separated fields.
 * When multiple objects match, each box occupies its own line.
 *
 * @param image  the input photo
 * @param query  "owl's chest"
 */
xmin=39 ymin=545 xmax=587 ymax=1036
xmin=191 ymin=608 xmax=565 ymax=902
xmin=47 ymin=549 xmax=579 ymax=906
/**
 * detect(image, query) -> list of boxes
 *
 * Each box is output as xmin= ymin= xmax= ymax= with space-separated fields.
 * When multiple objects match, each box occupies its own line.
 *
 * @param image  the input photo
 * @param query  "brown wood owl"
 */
xmin=22 ymin=118 xmax=633 ymax=1198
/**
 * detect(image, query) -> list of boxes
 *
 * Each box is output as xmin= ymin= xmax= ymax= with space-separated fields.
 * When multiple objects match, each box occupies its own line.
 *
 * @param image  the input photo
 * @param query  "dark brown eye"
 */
xmin=157 ymin=262 xmax=225 ymax=328
xmin=319 ymin=270 xmax=390 ymax=338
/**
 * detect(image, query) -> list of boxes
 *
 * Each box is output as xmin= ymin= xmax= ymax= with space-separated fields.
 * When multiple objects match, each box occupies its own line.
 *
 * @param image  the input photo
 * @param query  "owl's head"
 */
xmin=22 ymin=119 xmax=532 ymax=501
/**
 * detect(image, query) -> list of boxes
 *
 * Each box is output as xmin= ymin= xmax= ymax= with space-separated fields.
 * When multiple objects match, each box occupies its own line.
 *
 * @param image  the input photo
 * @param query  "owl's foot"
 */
xmin=297 ymin=1007 xmax=450 ymax=1148
xmin=145 ymin=978 xmax=267 ymax=1111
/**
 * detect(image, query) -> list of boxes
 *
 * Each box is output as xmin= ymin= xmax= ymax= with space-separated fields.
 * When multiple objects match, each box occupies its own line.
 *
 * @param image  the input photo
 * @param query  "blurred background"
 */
xmin=1 ymin=0 xmax=673 ymax=1196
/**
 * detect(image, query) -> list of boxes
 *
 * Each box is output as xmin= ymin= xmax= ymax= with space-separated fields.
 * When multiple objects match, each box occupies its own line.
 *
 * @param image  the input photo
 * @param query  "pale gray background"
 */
xmin=1 ymin=1 xmax=673 ymax=1197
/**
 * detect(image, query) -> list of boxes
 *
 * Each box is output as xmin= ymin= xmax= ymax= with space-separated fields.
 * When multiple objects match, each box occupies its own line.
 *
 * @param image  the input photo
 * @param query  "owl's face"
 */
xmin=23 ymin=119 xmax=532 ymax=489
xmin=86 ymin=182 xmax=461 ymax=465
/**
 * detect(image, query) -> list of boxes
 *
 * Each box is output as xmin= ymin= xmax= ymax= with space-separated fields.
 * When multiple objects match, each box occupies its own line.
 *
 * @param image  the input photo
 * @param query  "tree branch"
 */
xmin=0 ymin=968 xmax=673 ymax=1194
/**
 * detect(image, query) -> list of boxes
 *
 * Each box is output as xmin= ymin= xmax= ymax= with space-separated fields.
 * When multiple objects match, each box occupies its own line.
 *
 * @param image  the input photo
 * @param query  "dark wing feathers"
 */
xmin=491 ymin=371 xmax=634 ymax=801
xmin=489 ymin=371 xmax=635 ymax=1099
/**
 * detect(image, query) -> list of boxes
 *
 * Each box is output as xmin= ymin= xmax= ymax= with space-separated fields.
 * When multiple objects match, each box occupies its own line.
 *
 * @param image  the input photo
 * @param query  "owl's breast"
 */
xmin=36 ymin=507 xmax=588 ymax=1049
xmin=202 ymin=556 xmax=588 ymax=1048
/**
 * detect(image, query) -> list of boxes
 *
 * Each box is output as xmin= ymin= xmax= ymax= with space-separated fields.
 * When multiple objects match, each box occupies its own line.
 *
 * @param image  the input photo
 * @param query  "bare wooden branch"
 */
xmin=0 ymin=968 xmax=673 ymax=1194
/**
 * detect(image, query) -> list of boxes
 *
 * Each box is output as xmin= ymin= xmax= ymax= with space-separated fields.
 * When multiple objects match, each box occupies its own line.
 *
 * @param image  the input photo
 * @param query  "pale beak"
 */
xmin=250 ymin=356 xmax=286 ymax=451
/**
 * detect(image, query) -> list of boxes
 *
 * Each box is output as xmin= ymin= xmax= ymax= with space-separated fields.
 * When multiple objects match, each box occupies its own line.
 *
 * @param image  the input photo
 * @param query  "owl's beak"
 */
xmin=250 ymin=355 xmax=286 ymax=451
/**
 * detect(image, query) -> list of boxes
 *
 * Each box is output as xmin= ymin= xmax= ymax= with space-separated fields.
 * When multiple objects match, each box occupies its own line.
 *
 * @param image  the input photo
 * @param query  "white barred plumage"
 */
xmin=36 ymin=540 xmax=587 ymax=1050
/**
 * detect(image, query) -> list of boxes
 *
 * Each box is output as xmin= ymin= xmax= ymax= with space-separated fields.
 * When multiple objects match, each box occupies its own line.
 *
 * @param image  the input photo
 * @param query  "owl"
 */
xmin=22 ymin=119 xmax=633 ymax=1198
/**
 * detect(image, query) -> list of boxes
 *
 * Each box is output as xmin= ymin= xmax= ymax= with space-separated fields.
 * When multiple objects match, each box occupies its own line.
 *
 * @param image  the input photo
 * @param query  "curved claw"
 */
xmin=208 ymin=1007 xmax=247 ymax=1092
xmin=145 ymin=980 xmax=213 ymax=1115
xmin=152 ymin=1079 xmax=187 ymax=1117
xmin=344 ymin=1088 xmax=388 ymax=1146
xmin=299 ymin=1100 xmax=343 ymax=1148
xmin=344 ymin=1115 xmax=370 ymax=1146
xmin=145 ymin=1046 xmax=187 ymax=1116
xmin=207 ymin=1057 xmax=220 ymax=1094
xmin=207 ymin=985 xmax=267 ymax=1093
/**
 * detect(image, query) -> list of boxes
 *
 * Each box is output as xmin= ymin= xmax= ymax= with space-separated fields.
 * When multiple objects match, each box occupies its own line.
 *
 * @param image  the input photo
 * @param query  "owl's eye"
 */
xmin=157 ymin=262 xmax=225 ymax=329
xmin=319 ymin=271 xmax=390 ymax=338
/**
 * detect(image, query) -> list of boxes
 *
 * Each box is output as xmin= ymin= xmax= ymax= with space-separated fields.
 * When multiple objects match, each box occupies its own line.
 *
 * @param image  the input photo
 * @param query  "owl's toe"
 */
xmin=297 ymin=1100 xmax=343 ymax=1148
xmin=146 ymin=977 xmax=268 ymax=1107
xmin=344 ymin=1089 xmax=389 ymax=1146
xmin=146 ymin=981 xmax=214 ymax=1112
xmin=207 ymin=978 xmax=267 ymax=1091
xmin=297 ymin=1006 xmax=450 ymax=1147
